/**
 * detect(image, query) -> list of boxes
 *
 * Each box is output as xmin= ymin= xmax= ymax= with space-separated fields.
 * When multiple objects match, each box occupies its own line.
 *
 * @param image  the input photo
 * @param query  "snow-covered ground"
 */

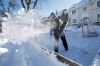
xmin=0 ymin=8 xmax=100 ymax=66
xmin=36 ymin=25 xmax=100 ymax=66
xmin=92 ymin=48 xmax=100 ymax=66
xmin=0 ymin=9 xmax=68 ymax=66
xmin=0 ymin=39 xmax=68 ymax=66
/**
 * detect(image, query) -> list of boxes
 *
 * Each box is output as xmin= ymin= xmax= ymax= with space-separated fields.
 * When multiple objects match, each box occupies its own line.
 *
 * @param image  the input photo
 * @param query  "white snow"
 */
xmin=1 ymin=9 xmax=50 ymax=42
xmin=0 ymin=48 xmax=8 ymax=55
xmin=92 ymin=48 xmax=100 ymax=66
xmin=18 ymin=8 xmax=26 ymax=16
xmin=0 ymin=38 xmax=9 ymax=46
xmin=0 ymin=39 xmax=68 ymax=66
xmin=15 ymin=49 xmax=19 ymax=52
xmin=0 ymin=8 xmax=68 ymax=66
xmin=36 ymin=25 xmax=100 ymax=66
xmin=0 ymin=8 xmax=100 ymax=66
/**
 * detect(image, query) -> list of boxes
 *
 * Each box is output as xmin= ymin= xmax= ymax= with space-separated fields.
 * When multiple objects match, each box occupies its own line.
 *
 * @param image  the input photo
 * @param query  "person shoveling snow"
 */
xmin=0 ymin=8 xmax=69 ymax=66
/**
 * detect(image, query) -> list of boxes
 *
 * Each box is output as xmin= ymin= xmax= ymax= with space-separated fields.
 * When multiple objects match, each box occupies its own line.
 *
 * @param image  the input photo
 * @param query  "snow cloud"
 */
xmin=2 ymin=8 xmax=50 ymax=42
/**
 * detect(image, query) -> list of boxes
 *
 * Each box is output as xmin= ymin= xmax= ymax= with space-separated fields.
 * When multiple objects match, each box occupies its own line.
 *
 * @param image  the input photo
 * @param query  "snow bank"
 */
xmin=0 ymin=37 xmax=9 ymax=46
xmin=92 ymin=48 xmax=100 ymax=66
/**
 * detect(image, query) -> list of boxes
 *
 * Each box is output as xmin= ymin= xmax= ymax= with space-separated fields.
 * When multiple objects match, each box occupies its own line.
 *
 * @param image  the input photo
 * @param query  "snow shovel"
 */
xmin=54 ymin=52 xmax=82 ymax=66
xmin=40 ymin=45 xmax=82 ymax=66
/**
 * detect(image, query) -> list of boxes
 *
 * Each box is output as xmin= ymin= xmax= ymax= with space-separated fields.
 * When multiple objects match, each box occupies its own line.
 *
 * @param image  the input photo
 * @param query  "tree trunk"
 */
xmin=8 ymin=2 xmax=10 ymax=12
xmin=20 ymin=0 xmax=26 ymax=9
xmin=33 ymin=0 xmax=38 ymax=9
xmin=25 ymin=0 xmax=31 ymax=10
xmin=20 ymin=0 xmax=37 ymax=11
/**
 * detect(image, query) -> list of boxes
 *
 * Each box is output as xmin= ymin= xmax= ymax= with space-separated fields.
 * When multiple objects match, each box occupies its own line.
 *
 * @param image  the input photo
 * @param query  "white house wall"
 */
xmin=68 ymin=0 xmax=100 ymax=25
xmin=94 ymin=0 xmax=100 ymax=22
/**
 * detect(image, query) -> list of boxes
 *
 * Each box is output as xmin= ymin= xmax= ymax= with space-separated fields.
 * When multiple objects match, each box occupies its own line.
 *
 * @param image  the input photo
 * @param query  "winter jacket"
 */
xmin=59 ymin=12 xmax=69 ymax=36
xmin=0 ymin=20 xmax=2 ymax=27
xmin=60 ymin=12 xmax=68 ymax=23
xmin=50 ymin=17 xmax=60 ymax=31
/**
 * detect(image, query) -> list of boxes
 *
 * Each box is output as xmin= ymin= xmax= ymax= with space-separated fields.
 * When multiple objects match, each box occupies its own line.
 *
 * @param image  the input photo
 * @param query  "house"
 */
xmin=67 ymin=0 xmax=100 ymax=25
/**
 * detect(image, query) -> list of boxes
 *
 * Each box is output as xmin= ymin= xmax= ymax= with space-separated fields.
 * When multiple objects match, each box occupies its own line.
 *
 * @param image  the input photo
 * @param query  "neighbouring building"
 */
xmin=67 ymin=0 xmax=100 ymax=25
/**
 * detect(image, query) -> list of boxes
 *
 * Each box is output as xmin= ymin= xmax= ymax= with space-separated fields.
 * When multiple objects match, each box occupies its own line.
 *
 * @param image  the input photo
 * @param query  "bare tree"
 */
xmin=20 ymin=0 xmax=49 ymax=11
xmin=8 ymin=0 xmax=18 ymax=12
xmin=21 ymin=0 xmax=25 ymax=9
xmin=20 ymin=0 xmax=35 ymax=11
xmin=0 ymin=0 xmax=5 ymax=12
xmin=0 ymin=0 xmax=8 ymax=17
xmin=32 ymin=0 xmax=38 ymax=9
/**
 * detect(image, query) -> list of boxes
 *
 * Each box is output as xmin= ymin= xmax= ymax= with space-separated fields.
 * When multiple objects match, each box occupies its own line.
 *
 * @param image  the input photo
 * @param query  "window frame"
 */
xmin=72 ymin=19 xmax=77 ymax=23
xmin=72 ymin=10 xmax=76 ymax=14
xmin=97 ymin=1 xmax=100 ymax=7
xmin=97 ymin=14 xmax=100 ymax=21
xmin=83 ymin=7 xmax=87 ymax=12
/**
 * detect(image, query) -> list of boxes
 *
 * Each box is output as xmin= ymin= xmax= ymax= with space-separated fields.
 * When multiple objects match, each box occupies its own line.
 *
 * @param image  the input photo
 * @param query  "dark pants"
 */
xmin=54 ymin=31 xmax=68 ymax=52
xmin=0 ymin=23 xmax=2 ymax=33
xmin=0 ymin=27 xmax=2 ymax=33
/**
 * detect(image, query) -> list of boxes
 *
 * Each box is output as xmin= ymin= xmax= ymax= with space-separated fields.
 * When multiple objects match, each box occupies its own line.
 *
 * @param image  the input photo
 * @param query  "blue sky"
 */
xmin=39 ymin=0 xmax=81 ymax=16
xmin=17 ymin=0 xmax=81 ymax=16
xmin=1 ymin=0 xmax=81 ymax=16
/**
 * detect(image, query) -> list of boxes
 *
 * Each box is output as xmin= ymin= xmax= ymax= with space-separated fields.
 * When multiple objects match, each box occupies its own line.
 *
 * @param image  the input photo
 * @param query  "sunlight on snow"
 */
xmin=0 ymin=48 xmax=8 ymax=55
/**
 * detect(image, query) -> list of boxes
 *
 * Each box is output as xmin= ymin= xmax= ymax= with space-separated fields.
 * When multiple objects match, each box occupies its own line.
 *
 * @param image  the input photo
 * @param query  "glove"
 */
xmin=58 ymin=31 xmax=65 ymax=37
xmin=62 ymin=32 xmax=65 ymax=37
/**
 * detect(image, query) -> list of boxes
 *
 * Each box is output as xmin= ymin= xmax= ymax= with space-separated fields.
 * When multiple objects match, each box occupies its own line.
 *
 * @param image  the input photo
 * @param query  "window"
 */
xmin=89 ymin=0 xmax=91 ymax=1
xmin=83 ymin=7 xmax=87 ymax=12
xmin=72 ymin=10 xmax=76 ymax=14
xmin=97 ymin=1 xmax=100 ymax=7
xmin=73 ymin=19 xmax=77 ymax=23
xmin=97 ymin=14 xmax=100 ymax=21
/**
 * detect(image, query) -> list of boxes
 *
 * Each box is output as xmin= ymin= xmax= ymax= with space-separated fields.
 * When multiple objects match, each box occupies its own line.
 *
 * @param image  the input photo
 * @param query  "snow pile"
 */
xmin=2 ymin=8 xmax=50 ymax=42
xmin=18 ymin=8 xmax=26 ymax=16
xmin=92 ymin=48 xmax=100 ymax=66
xmin=0 ymin=38 xmax=9 ymax=46
xmin=0 ymin=48 xmax=8 ymax=55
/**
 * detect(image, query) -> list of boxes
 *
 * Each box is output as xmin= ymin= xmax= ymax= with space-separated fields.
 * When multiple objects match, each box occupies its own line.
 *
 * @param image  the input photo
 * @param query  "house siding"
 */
xmin=68 ymin=0 xmax=100 ymax=25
